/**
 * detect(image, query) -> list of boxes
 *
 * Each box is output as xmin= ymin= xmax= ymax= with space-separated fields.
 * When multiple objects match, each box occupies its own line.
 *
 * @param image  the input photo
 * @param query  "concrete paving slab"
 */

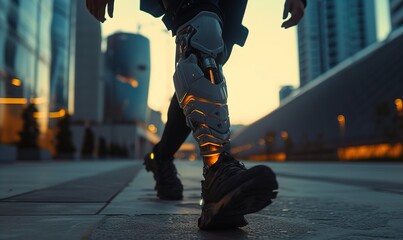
xmin=0 ymin=161 xmax=137 ymax=199
xmin=0 ymin=216 xmax=103 ymax=240
xmin=90 ymin=194 xmax=403 ymax=240
xmin=89 ymin=214 xmax=317 ymax=240
xmin=3 ymin=164 xmax=142 ymax=202
xmin=96 ymin=160 xmax=403 ymax=239
xmin=1 ymin=160 xmax=402 ymax=239
xmin=101 ymin=161 xmax=202 ymax=215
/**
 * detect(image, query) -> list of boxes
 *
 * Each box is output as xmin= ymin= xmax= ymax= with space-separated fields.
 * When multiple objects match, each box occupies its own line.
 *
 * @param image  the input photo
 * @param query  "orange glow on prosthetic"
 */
xmin=181 ymin=95 xmax=224 ymax=109
xmin=201 ymin=142 xmax=221 ymax=166
xmin=200 ymin=142 xmax=221 ymax=147
xmin=203 ymin=154 xmax=220 ymax=166
xmin=209 ymin=69 xmax=215 ymax=84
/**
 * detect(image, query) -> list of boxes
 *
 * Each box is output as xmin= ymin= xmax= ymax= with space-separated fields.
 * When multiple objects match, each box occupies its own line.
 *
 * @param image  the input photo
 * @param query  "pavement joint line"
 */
xmin=94 ymin=165 xmax=143 ymax=214
xmin=95 ymin=202 xmax=112 ymax=215
xmin=0 ymin=189 xmax=40 ymax=201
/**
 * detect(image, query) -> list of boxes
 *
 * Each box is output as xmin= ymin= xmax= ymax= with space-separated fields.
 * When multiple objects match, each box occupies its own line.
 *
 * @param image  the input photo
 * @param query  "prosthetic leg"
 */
xmin=173 ymin=11 xmax=278 ymax=229
xmin=174 ymin=11 xmax=230 ymax=167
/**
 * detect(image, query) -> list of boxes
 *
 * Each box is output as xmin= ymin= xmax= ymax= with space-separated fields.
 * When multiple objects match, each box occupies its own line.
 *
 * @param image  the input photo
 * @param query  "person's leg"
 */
xmin=144 ymin=93 xmax=191 ymax=200
xmin=173 ymin=11 xmax=278 ymax=229
xmin=152 ymin=93 xmax=191 ymax=160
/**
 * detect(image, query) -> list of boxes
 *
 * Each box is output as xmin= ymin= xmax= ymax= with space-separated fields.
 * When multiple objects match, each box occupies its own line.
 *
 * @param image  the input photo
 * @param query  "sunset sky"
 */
xmin=102 ymin=0 xmax=391 ymax=125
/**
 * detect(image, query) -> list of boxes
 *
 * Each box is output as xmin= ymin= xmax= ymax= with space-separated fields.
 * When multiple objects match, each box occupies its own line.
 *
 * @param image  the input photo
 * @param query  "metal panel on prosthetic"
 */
xmin=173 ymin=11 xmax=230 ymax=165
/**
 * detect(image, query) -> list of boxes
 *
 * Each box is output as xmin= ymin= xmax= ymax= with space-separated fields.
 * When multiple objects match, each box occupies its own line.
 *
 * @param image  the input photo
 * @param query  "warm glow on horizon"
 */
xmin=34 ymin=109 xmax=66 ymax=119
xmin=338 ymin=143 xmax=403 ymax=160
xmin=0 ymin=98 xmax=27 ymax=105
xmin=0 ymin=97 xmax=48 ymax=105
xmin=249 ymin=152 xmax=287 ymax=162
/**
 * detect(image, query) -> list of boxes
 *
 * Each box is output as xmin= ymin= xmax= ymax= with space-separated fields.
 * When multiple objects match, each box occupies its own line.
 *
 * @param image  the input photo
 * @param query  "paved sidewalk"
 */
xmin=1 ymin=160 xmax=402 ymax=239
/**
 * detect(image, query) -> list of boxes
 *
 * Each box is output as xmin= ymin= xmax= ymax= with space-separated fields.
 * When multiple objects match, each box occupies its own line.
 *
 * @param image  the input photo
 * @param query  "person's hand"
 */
xmin=281 ymin=0 xmax=305 ymax=29
xmin=86 ymin=0 xmax=115 ymax=23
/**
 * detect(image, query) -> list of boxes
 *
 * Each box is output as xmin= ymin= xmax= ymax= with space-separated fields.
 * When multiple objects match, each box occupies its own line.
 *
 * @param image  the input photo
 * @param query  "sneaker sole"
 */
xmin=198 ymin=167 xmax=278 ymax=229
xmin=198 ymin=214 xmax=248 ymax=229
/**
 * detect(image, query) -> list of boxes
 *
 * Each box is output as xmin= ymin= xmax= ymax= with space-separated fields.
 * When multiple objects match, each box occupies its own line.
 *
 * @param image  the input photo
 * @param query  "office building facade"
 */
xmin=50 ymin=0 xmax=75 ymax=113
xmin=232 ymin=30 xmax=403 ymax=161
xmin=0 ymin=1 xmax=53 ymax=145
xmin=297 ymin=0 xmax=377 ymax=87
xmin=73 ymin=0 xmax=103 ymax=123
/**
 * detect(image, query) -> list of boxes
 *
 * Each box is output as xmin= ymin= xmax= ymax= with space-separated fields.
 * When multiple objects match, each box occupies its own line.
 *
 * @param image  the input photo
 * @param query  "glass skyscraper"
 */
xmin=104 ymin=33 xmax=151 ymax=124
xmin=297 ymin=0 xmax=377 ymax=87
xmin=50 ymin=0 xmax=75 ymax=113
xmin=0 ymin=1 xmax=53 ymax=145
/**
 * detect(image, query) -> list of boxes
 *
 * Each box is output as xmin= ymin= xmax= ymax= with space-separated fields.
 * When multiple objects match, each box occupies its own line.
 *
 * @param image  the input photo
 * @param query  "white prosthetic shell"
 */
xmin=174 ymin=12 xmax=230 ymax=156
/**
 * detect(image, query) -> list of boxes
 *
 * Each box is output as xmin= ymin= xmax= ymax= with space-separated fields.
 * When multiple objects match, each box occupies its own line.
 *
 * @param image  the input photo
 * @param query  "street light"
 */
xmin=337 ymin=114 xmax=346 ymax=139
xmin=395 ymin=98 xmax=402 ymax=116
xmin=148 ymin=124 xmax=157 ymax=133
xmin=281 ymin=131 xmax=288 ymax=141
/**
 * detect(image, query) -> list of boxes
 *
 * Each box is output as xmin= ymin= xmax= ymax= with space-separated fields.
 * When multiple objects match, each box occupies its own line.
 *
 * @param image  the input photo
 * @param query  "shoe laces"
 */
xmin=213 ymin=153 xmax=246 ymax=178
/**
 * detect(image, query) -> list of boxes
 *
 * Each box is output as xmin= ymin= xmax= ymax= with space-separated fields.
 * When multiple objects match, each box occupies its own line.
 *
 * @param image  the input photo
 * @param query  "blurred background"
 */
xmin=0 ymin=0 xmax=401 ymax=162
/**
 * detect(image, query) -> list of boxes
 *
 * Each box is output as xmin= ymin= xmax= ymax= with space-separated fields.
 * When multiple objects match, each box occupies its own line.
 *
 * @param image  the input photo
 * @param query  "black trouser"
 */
xmin=152 ymin=93 xmax=191 ymax=160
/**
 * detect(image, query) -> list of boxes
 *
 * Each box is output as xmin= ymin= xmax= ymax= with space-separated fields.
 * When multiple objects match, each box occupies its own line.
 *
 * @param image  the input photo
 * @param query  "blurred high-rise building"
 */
xmin=73 ymin=0 xmax=103 ymax=124
xmin=1 ymin=1 xmax=155 ymax=160
xmin=0 ymin=1 xmax=53 ymax=145
xmin=50 ymin=0 xmax=76 ymax=114
xmin=104 ymin=33 xmax=151 ymax=124
xmin=297 ymin=0 xmax=377 ymax=87
xmin=390 ymin=0 xmax=403 ymax=30
xmin=100 ymin=32 xmax=152 ymax=158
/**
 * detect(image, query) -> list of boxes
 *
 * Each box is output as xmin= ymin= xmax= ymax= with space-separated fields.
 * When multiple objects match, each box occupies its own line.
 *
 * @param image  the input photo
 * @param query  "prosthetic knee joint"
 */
xmin=173 ymin=11 xmax=230 ymax=159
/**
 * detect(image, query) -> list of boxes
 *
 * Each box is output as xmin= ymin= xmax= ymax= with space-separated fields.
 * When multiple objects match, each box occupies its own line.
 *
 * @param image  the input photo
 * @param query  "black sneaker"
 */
xmin=144 ymin=153 xmax=183 ymax=200
xmin=198 ymin=152 xmax=278 ymax=229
